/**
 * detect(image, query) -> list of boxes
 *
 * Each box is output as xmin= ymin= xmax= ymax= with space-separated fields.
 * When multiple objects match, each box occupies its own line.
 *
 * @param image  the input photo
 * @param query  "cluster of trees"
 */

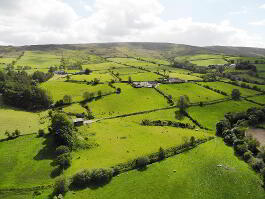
xmin=172 ymin=61 xmax=208 ymax=74
xmin=228 ymin=81 xmax=264 ymax=92
xmin=5 ymin=129 xmax=21 ymax=139
xmin=235 ymin=62 xmax=257 ymax=72
xmin=32 ymin=71 xmax=53 ymax=83
xmin=231 ymin=89 xmax=241 ymax=100
xmin=0 ymin=70 xmax=53 ymax=110
xmin=216 ymin=107 xmax=265 ymax=186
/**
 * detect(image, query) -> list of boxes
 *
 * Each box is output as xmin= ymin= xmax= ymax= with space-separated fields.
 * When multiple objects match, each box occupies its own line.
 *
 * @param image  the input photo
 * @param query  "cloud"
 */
xmin=0 ymin=0 xmax=264 ymax=47
xmin=260 ymin=4 xmax=265 ymax=9
xmin=250 ymin=20 xmax=265 ymax=26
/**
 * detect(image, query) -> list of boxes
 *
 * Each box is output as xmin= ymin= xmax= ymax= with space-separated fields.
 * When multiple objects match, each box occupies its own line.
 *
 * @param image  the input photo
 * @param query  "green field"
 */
xmin=0 ymin=57 xmax=16 ymax=64
xmin=86 ymin=84 xmax=169 ymax=118
xmin=191 ymin=59 xmax=228 ymax=66
xmin=248 ymin=95 xmax=265 ymax=105
xmin=40 ymin=81 xmax=114 ymax=102
xmin=70 ymin=73 xmax=116 ymax=82
xmin=108 ymin=57 xmax=158 ymax=68
xmin=188 ymin=100 xmax=261 ymax=130
xmin=169 ymin=72 xmax=202 ymax=81
xmin=83 ymin=62 xmax=127 ymax=71
xmin=64 ymin=139 xmax=265 ymax=199
xmin=237 ymin=74 xmax=265 ymax=83
xmin=198 ymin=82 xmax=260 ymax=97
xmin=137 ymin=57 xmax=170 ymax=65
xmin=120 ymin=72 xmax=161 ymax=81
xmin=158 ymin=83 xmax=225 ymax=103
xmin=15 ymin=51 xmax=61 ymax=68
xmin=255 ymin=64 xmax=265 ymax=72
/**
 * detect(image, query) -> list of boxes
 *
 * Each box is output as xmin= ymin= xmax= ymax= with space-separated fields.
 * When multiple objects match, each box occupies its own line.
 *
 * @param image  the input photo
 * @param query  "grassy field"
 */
xmin=107 ymin=58 xmax=158 ymax=68
xmin=168 ymin=72 xmax=202 ymax=80
xmin=255 ymin=64 xmax=265 ymax=72
xmin=158 ymin=83 xmax=225 ymax=103
xmin=248 ymin=95 xmax=265 ymax=105
xmin=86 ymin=84 xmax=169 ymax=118
xmin=237 ymin=74 xmax=265 ymax=83
xmin=111 ymin=67 xmax=144 ymax=75
xmin=191 ymin=59 xmax=227 ymax=66
xmin=82 ymin=62 xmax=127 ymax=71
xmin=0 ymin=57 xmax=16 ymax=64
xmin=63 ymin=139 xmax=265 ymax=199
xmin=70 ymin=73 xmax=116 ymax=82
xmin=15 ymin=51 xmax=61 ymax=68
xmin=137 ymin=57 xmax=170 ymax=65
xmin=198 ymin=82 xmax=260 ymax=97
xmin=188 ymin=100 xmax=261 ymax=130
xmin=120 ymin=72 xmax=161 ymax=81
xmin=63 ymin=103 xmax=88 ymax=115
xmin=65 ymin=117 xmax=211 ymax=177
xmin=0 ymin=134 xmax=55 ymax=189
xmin=40 ymin=81 xmax=114 ymax=102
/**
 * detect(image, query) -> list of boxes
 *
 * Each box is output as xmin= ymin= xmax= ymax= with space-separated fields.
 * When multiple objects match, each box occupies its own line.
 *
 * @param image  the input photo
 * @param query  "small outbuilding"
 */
xmin=73 ymin=118 xmax=84 ymax=126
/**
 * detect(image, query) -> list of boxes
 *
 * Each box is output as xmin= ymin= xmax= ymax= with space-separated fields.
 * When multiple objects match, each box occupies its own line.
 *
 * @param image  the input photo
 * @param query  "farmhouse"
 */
xmin=73 ymin=118 xmax=84 ymax=126
xmin=132 ymin=81 xmax=157 ymax=88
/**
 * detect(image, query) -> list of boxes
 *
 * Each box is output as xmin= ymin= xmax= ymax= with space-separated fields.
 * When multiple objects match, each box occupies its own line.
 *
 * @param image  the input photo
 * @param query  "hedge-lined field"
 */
xmin=191 ymin=59 xmax=228 ymax=66
xmin=198 ymin=82 xmax=260 ymax=97
xmin=158 ymin=83 xmax=225 ymax=103
xmin=40 ymin=81 xmax=113 ymax=102
xmin=120 ymin=72 xmax=161 ymax=81
xmin=70 ymin=73 xmax=116 ymax=82
xmin=168 ymin=72 xmax=202 ymax=81
xmin=65 ymin=117 xmax=211 ymax=177
xmin=82 ymin=62 xmax=127 ymax=71
xmin=107 ymin=58 xmax=158 ymax=68
xmin=188 ymin=100 xmax=261 ymax=130
xmin=15 ymin=51 xmax=61 ymax=68
xmin=63 ymin=139 xmax=265 ymax=199
xmin=248 ymin=95 xmax=265 ymax=105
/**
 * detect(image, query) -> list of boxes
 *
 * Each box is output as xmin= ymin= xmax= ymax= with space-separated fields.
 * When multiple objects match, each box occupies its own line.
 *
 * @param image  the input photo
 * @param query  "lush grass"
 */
xmin=258 ymin=72 xmax=265 ymax=78
xmin=188 ymin=100 xmax=261 ymax=130
xmin=82 ymin=62 xmax=127 ymax=71
xmin=63 ymin=103 xmax=88 ymax=115
xmin=40 ymin=81 xmax=113 ymax=102
xmin=107 ymin=58 xmax=158 ymax=68
xmin=0 ymin=134 xmax=56 ymax=188
xmin=111 ymin=67 xmax=144 ymax=75
xmin=255 ymin=64 xmax=265 ymax=72
xmin=158 ymin=83 xmax=225 ymax=103
xmin=248 ymin=95 xmax=265 ymax=105
xmin=191 ymin=59 xmax=228 ymax=66
xmin=70 ymin=73 xmax=116 ymax=82
xmin=237 ymin=74 xmax=265 ymax=83
xmin=0 ymin=102 xmax=49 ymax=139
xmin=0 ymin=57 xmax=16 ymax=64
xmin=137 ymin=57 xmax=170 ymax=65
xmin=86 ymin=84 xmax=169 ymax=118
xmin=120 ymin=72 xmax=161 ymax=81
xmin=65 ymin=117 xmax=211 ymax=177
xmin=198 ymin=82 xmax=260 ymax=97
xmin=169 ymin=72 xmax=202 ymax=81
xmin=15 ymin=51 xmax=61 ymax=68
xmin=64 ymin=139 xmax=265 ymax=199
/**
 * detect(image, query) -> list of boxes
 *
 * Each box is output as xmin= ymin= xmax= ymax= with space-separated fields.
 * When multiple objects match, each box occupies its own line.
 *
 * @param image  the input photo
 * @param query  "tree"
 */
xmin=158 ymin=147 xmax=165 ymax=160
xmin=97 ymin=90 xmax=102 ymax=98
xmin=83 ymin=92 xmax=95 ymax=100
xmin=84 ymin=69 xmax=92 ymax=75
xmin=66 ymin=75 xmax=71 ymax=81
xmin=231 ymin=89 xmax=241 ymax=100
xmin=63 ymin=95 xmax=72 ymax=104
xmin=128 ymin=76 xmax=132 ymax=83
xmin=116 ymin=88 xmax=121 ymax=94
xmin=177 ymin=95 xmax=190 ymax=113
xmin=53 ymin=176 xmax=69 ymax=195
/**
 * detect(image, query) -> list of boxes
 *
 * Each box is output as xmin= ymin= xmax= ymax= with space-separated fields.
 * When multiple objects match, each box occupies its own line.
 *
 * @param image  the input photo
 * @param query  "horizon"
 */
xmin=0 ymin=0 xmax=265 ymax=48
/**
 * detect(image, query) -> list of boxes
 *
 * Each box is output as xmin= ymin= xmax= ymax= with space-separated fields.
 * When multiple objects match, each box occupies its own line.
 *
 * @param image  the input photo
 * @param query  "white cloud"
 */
xmin=260 ymin=4 xmax=265 ymax=9
xmin=0 ymin=0 xmax=264 ymax=47
xmin=250 ymin=20 xmax=265 ymax=26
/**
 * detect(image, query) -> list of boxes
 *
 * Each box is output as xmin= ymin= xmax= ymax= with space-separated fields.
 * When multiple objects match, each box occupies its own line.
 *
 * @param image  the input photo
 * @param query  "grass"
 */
xmin=168 ymin=72 xmax=202 ymax=81
xmin=255 ymin=64 xmax=265 ymax=72
xmin=137 ymin=57 xmax=170 ymax=65
xmin=65 ymin=117 xmax=211 ymax=177
xmin=237 ymin=74 xmax=265 ymax=83
xmin=40 ymin=81 xmax=114 ymax=102
xmin=0 ymin=134 xmax=55 ymax=188
xmin=70 ymin=73 xmax=116 ymax=82
xmin=120 ymin=72 xmax=161 ymax=81
xmin=111 ymin=67 xmax=144 ymax=75
xmin=63 ymin=103 xmax=88 ymax=115
xmin=0 ymin=96 xmax=49 ymax=139
xmin=82 ymin=62 xmax=127 ymax=71
xmin=86 ymin=84 xmax=169 ymax=118
xmin=107 ymin=58 xmax=158 ymax=68
xmin=191 ymin=59 xmax=227 ymax=66
xmin=64 ymin=139 xmax=265 ymax=199
xmin=198 ymin=82 xmax=260 ymax=97
xmin=0 ymin=57 xmax=16 ymax=64
xmin=248 ymin=95 xmax=265 ymax=105
xmin=188 ymin=100 xmax=261 ymax=130
xmin=158 ymin=83 xmax=225 ymax=103
xmin=15 ymin=51 xmax=61 ymax=68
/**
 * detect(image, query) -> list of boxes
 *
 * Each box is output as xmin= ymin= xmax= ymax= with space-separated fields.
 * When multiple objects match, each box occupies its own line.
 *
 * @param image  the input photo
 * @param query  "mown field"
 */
xmin=70 ymin=73 xmax=116 ymax=82
xmin=248 ymin=95 xmax=265 ymax=105
xmin=158 ymin=83 xmax=225 ymax=103
xmin=188 ymin=100 xmax=261 ymax=130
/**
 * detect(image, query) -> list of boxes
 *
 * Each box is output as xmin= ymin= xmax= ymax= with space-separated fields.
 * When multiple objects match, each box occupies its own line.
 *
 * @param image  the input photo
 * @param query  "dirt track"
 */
xmin=247 ymin=128 xmax=265 ymax=146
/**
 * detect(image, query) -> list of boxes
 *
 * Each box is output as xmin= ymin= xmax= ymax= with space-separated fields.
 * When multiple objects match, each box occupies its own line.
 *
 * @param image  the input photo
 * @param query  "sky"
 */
xmin=0 ymin=0 xmax=265 ymax=47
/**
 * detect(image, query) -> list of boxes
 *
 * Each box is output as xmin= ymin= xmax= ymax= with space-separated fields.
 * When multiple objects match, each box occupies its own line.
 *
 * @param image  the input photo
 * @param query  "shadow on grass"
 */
xmin=69 ymin=179 xmax=113 ymax=191
xmin=34 ymin=134 xmax=57 ymax=161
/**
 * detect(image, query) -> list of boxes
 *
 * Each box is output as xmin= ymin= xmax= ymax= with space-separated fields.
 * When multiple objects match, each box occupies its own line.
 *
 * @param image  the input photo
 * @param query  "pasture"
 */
xmin=82 ymin=62 xmax=127 ymax=71
xmin=198 ymin=82 xmax=260 ymax=97
xmin=64 ymin=139 xmax=265 ymax=199
xmin=119 ymin=72 xmax=162 ymax=81
xmin=158 ymin=83 xmax=225 ymax=103
xmin=188 ymin=100 xmax=261 ymax=130
xmin=40 ymin=81 xmax=114 ymax=102
xmin=107 ymin=57 xmax=158 ymax=68
xmin=70 ymin=73 xmax=116 ymax=82
xmin=248 ymin=95 xmax=265 ymax=105
xmin=168 ymin=72 xmax=202 ymax=81
xmin=86 ymin=84 xmax=169 ymax=118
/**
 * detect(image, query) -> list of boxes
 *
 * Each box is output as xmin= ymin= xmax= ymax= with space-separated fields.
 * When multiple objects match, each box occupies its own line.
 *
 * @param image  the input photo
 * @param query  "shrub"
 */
xmin=243 ymin=151 xmax=253 ymax=162
xmin=251 ymin=158 xmax=265 ymax=172
xmin=234 ymin=143 xmax=248 ymax=156
xmin=136 ymin=156 xmax=149 ymax=168
xmin=55 ymin=145 xmax=70 ymax=156
xmin=158 ymin=147 xmax=166 ymax=160
xmin=56 ymin=153 xmax=72 ymax=169
xmin=190 ymin=136 xmax=196 ymax=146
xmin=53 ymin=176 xmax=69 ymax=195
xmin=38 ymin=129 xmax=45 ymax=137
xmin=72 ymin=169 xmax=91 ymax=188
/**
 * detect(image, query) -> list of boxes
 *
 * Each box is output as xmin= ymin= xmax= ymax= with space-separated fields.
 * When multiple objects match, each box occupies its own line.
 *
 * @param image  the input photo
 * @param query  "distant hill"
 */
xmin=1 ymin=42 xmax=265 ymax=59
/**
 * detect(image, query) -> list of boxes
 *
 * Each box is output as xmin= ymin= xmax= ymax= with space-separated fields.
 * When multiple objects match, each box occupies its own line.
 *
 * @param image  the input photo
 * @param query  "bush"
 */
xmin=55 ymin=145 xmax=70 ymax=156
xmin=72 ymin=169 xmax=91 ymax=188
xmin=251 ymin=158 xmax=265 ymax=172
xmin=56 ymin=153 xmax=72 ymax=169
xmin=234 ymin=143 xmax=248 ymax=156
xmin=53 ymin=176 xmax=69 ymax=195
xmin=38 ymin=129 xmax=45 ymax=137
xmin=136 ymin=156 xmax=149 ymax=168
xmin=243 ymin=151 xmax=253 ymax=162
xmin=158 ymin=147 xmax=165 ymax=160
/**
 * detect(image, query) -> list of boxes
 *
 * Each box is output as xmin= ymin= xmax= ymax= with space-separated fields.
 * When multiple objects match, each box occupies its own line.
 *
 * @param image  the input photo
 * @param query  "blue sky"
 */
xmin=0 ymin=0 xmax=264 ymax=47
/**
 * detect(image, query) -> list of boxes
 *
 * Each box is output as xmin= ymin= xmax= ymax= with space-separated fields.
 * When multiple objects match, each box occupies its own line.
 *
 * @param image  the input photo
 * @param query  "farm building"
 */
xmin=73 ymin=118 xmax=84 ymax=126
xmin=132 ymin=81 xmax=157 ymax=88
xmin=163 ymin=78 xmax=185 ymax=83
xmin=54 ymin=70 xmax=67 ymax=75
